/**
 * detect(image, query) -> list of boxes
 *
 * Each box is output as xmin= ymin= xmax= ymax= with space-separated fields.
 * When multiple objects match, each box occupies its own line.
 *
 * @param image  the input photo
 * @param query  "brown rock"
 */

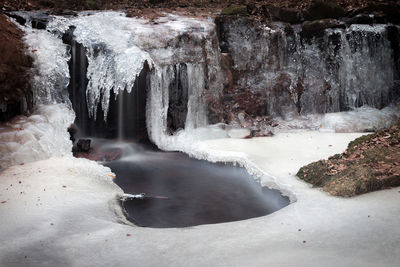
xmin=0 ymin=14 xmax=33 ymax=121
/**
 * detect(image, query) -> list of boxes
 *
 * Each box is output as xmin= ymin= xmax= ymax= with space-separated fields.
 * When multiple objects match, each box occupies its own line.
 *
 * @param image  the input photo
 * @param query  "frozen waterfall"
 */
xmin=11 ymin=11 xmax=400 ymax=150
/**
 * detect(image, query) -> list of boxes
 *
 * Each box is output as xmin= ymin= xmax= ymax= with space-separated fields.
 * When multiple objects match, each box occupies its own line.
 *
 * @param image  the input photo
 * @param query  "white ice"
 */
xmin=43 ymin=12 xmax=219 ymax=120
xmin=23 ymin=28 xmax=71 ymax=105
xmin=0 ymin=104 xmax=74 ymax=169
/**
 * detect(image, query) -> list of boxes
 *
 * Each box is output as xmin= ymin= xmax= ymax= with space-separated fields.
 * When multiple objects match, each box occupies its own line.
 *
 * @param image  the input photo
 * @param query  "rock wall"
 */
xmin=217 ymin=16 xmax=400 ymax=120
xmin=0 ymin=14 xmax=32 ymax=121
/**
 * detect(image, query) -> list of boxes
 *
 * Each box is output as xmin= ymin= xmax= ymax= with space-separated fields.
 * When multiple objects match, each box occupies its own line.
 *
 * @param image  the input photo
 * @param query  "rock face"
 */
xmin=0 ymin=14 xmax=32 ymax=121
xmin=217 ymin=16 xmax=400 ymax=120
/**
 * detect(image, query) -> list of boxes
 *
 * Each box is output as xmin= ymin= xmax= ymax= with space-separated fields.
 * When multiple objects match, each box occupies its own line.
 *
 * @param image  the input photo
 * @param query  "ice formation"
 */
xmin=45 ymin=12 xmax=222 ymax=123
xmin=221 ymin=19 xmax=398 ymax=116
xmin=276 ymin=105 xmax=400 ymax=133
xmin=23 ymin=28 xmax=71 ymax=105
xmin=14 ymin=12 xmax=400 ymax=152
xmin=0 ymin=104 xmax=74 ymax=169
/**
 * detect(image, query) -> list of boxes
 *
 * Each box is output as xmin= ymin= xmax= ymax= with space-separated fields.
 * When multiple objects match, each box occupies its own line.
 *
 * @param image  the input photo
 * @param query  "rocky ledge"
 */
xmin=297 ymin=122 xmax=400 ymax=197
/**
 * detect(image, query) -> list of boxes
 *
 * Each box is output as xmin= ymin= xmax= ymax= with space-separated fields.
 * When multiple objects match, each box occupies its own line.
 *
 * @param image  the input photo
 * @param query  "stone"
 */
xmin=301 ymin=19 xmax=345 ymax=39
xmin=266 ymin=6 xmax=303 ymax=24
xmin=67 ymin=124 xmax=78 ymax=143
xmin=343 ymin=14 xmax=374 ymax=25
xmin=349 ymin=3 xmax=400 ymax=25
xmin=76 ymin=139 xmax=91 ymax=153
xmin=305 ymin=0 xmax=345 ymax=21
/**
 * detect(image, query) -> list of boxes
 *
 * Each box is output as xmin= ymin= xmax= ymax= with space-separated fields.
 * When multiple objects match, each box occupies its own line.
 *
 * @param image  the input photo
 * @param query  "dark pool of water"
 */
xmin=101 ymin=141 xmax=290 ymax=228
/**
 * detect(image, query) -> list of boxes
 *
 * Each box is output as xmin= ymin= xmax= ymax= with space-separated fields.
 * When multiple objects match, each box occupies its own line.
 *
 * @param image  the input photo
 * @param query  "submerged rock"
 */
xmin=76 ymin=139 xmax=91 ymax=153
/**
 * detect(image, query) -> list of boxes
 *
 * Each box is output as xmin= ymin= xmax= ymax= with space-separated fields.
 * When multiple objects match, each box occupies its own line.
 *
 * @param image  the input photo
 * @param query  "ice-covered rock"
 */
xmin=0 ymin=104 xmax=74 ymax=169
xmin=218 ymin=17 xmax=400 ymax=117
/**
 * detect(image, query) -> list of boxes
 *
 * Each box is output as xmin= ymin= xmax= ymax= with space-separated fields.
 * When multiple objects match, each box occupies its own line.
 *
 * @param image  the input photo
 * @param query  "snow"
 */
xmin=1 ymin=130 xmax=399 ymax=267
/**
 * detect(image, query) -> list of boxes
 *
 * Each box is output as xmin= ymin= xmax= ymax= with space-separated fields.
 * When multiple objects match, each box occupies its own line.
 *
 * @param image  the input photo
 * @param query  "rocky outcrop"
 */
xmin=0 ymin=13 xmax=32 ymax=121
xmin=297 ymin=122 xmax=400 ymax=197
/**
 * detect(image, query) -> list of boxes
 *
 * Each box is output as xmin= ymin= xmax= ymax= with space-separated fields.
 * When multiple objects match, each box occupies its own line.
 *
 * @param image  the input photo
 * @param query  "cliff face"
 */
xmin=0 ymin=14 xmax=32 ymax=121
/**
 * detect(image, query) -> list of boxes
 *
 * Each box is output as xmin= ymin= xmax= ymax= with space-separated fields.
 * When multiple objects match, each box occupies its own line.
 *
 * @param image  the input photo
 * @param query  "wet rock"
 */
xmin=31 ymin=17 xmax=48 ymax=29
xmin=167 ymin=64 xmax=188 ymax=133
xmin=74 ymin=147 xmax=122 ymax=162
xmin=7 ymin=11 xmax=51 ymax=29
xmin=349 ymin=3 xmax=400 ymax=25
xmin=225 ymin=88 xmax=266 ymax=117
xmin=265 ymin=5 xmax=303 ymax=24
xmin=4 ymin=12 xmax=26 ymax=25
xmin=76 ymin=139 xmax=91 ymax=153
xmin=220 ymin=53 xmax=233 ymax=92
xmin=250 ymin=129 xmax=274 ymax=138
xmin=342 ymin=14 xmax=374 ymax=25
xmin=67 ymin=124 xmax=78 ymax=143
xmin=301 ymin=19 xmax=345 ymax=39
xmin=305 ymin=0 xmax=345 ymax=21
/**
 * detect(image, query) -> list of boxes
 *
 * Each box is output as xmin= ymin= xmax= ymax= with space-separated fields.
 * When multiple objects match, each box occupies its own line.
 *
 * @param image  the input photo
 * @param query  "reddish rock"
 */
xmin=0 ymin=14 xmax=32 ymax=121
xmin=74 ymin=146 xmax=122 ymax=162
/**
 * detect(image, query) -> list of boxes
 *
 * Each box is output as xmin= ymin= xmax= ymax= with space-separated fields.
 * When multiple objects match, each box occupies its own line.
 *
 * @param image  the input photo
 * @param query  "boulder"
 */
xmin=301 ymin=19 xmax=345 ymax=39
xmin=304 ymin=0 xmax=345 ymax=21
xmin=76 ymin=139 xmax=91 ymax=153
xmin=349 ymin=3 xmax=400 ymax=24
xmin=266 ymin=5 xmax=303 ymax=24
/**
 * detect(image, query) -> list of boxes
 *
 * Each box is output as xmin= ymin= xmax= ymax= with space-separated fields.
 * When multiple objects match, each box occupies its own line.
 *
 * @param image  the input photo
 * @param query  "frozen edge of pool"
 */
xmin=171 ymin=130 xmax=368 ymax=208
xmin=181 ymin=145 xmax=298 ymax=204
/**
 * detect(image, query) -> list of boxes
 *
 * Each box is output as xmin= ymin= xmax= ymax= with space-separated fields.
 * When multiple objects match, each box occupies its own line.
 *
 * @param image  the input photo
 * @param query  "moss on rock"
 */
xmin=297 ymin=121 xmax=400 ymax=197
xmin=221 ymin=4 xmax=248 ymax=16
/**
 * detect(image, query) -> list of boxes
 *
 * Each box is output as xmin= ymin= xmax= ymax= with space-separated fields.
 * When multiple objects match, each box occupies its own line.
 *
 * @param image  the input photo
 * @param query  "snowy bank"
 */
xmin=1 ymin=131 xmax=400 ymax=267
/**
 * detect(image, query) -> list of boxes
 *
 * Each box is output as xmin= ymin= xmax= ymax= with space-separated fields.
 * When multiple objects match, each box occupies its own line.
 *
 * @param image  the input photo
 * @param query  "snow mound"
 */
xmin=0 ymin=104 xmax=74 ymax=169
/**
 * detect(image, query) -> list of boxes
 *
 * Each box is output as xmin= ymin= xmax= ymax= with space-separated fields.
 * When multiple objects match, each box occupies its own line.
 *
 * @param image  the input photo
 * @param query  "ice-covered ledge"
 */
xmin=1 ymin=131 xmax=400 ymax=267
xmin=190 ymin=131 xmax=365 ymax=199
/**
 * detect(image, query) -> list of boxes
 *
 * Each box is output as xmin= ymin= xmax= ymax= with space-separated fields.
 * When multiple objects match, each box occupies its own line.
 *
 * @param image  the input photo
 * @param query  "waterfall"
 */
xmin=22 ymin=11 xmax=223 ymax=145
xmin=13 ymin=12 xmax=400 ymax=148
xmin=219 ymin=18 xmax=399 ymax=118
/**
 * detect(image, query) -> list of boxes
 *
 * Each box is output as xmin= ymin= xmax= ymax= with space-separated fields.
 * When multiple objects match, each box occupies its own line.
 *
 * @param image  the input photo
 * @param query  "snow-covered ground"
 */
xmin=1 ymin=128 xmax=399 ymax=266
